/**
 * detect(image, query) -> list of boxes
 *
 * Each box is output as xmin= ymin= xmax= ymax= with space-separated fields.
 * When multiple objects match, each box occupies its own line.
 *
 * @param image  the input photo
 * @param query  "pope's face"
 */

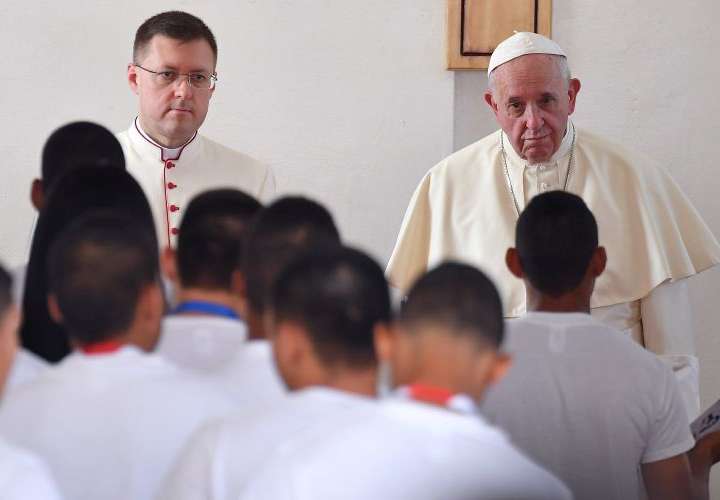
xmin=484 ymin=54 xmax=580 ymax=164
xmin=128 ymin=35 xmax=216 ymax=148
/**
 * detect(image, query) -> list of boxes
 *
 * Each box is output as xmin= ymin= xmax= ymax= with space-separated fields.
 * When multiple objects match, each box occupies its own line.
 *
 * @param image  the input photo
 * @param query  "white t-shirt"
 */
xmin=5 ymin=349 xmax=48 ymax=393
xmin=156 ymin=315 xmax=249 ymax=372
xmin=0 ymin=345 xmax=235 ymax=500
xmin=239 ymin=396 xmax=571 ymax=500
xmin=0 ymin=438 xmax=62 ymax=500
xmin=157 ymin=387 xmax=375 ymax=500
xmin=481 ymin=312 xmax=695 ymax=500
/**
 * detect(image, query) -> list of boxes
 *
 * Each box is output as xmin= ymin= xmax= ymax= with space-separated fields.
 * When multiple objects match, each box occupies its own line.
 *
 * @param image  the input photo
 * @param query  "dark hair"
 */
xmin=41 ymin=121 xmax=125 ymax=194
xmin=0 ymin=265 xmax=12 ymax=317
xmin=177 ymin=189 xmax=262 ymax=290
xmin=20 ymin=168 xmax=156 ymax=362
xmin=245 ymin=196 xmax=341 ymax=315
xmin=272 ymin=246 xmax=390 ymax=368
xmin=134 ymin=11 xmax=217 ymax=63
xmin=400 ymin=262 xmax=504 ymax=348
xmin=516 ymin=191 xmax=598 ymax=296
xmin=47 ymin=213 xmax=159 ymax=345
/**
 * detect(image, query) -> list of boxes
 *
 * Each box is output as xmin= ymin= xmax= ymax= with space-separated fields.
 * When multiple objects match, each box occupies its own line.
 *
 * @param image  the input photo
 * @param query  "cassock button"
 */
xmin=169 ymin=205 xmax=180 ymax=212
xmin=167 ymin=182 xmax=177 ymax=189
xmin=171 ymin=228 xmax=180 ymax=235
xmin=165 ymin=161 xmax=175 ymax=169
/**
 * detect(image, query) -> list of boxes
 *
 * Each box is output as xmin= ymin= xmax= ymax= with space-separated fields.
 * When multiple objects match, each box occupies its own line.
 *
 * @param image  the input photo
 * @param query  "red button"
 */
xmin=165 ymin=161 xmax=175 ymax=169
xmin=169 ymin=205 xmax=180 ymax=212
xmin=171 ymin=228 xmax=180 ymax=235
xmin=167 ymin=182 xmax=177 ymax=189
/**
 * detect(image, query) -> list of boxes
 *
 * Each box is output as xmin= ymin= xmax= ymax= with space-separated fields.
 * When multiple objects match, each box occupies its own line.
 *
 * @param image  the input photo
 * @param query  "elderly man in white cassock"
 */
xmin=387 ymin=32 xmax=720 ymax=419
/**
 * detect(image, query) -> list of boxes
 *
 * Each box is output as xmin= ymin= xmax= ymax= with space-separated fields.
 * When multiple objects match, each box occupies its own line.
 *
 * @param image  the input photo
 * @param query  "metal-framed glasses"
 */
xmin=134 ymin=64 xmax=217 ymax=90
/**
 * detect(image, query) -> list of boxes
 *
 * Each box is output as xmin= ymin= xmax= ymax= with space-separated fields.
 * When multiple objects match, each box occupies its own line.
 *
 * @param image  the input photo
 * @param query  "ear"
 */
xmin=505 ymin=248 xmax=524 ymax=278
xmin=567 ymin=78 xmax=581 ymax=115
xmin=590 ymin=246 xmax=607 ymax=278
xmin=488 ymin=352 xmax=512 ymax=386
xmin=373 ymin=322 xmax=395 ymax=364
xmin=127 ymin=63 xmax=140 ymax=94
xmin=47 ymin=294 xmax=63 ymax=324
xmin=484 ymin=89 xmax=500 ymax=116
xmin=30 ymin=179 xmax=44 ymax=212
xmin=160 ymin=247 xmax=178 ymax=285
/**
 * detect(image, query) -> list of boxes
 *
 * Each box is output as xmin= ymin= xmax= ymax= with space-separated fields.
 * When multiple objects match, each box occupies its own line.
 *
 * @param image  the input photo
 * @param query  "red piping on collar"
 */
xmin=133 ymin=117 xmax=198 ymax=162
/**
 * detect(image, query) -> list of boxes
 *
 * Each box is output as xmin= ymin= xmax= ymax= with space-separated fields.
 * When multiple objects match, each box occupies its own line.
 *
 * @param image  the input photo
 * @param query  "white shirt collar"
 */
xmin=133 ymin=117 xmax=198 ymax=161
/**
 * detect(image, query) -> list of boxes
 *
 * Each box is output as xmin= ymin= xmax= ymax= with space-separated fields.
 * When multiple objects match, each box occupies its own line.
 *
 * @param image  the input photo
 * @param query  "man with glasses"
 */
xmin=118 ymin=11 xmax=276 ymax=248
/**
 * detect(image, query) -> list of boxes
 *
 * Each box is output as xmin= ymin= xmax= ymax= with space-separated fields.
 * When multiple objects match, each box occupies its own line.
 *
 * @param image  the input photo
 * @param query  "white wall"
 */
xmin=0 ymin=0 xmax=454 ymax=266
xmin=454 ymin=0 xmax=720 ymax=492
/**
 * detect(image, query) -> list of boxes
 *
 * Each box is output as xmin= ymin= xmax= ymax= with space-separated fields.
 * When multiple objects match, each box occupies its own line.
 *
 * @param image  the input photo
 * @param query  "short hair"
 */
xmin=0 ymin=265 xmax=12 ymax=318
xmin=134 ymin=11 xmax=217 ymax=64
xmin=515 ymin=191 xmax=598 ymax=296
xmin=400 ymin=262 xmax=504 ymax=348
xmin=245 ymin=197 xmax=341 ymax=315
xmin=271 ymin=246 xmax=390 ymax=368
xmin=47 ymin=212 xmax=159 ymax=345
xmin=177 ymin=189 xmax=262 ymax=290
xmin=41 ymin=121 xmax=125 ymax=194
xmin=488 ymin=54 xmax=571 ymax=92
xmin=20 ymin=167 xmax=156 ymax=362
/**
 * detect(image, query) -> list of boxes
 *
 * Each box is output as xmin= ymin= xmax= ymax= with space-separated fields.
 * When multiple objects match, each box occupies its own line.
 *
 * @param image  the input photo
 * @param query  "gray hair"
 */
xmin=488 ymin=55 xmax=571 ymax=92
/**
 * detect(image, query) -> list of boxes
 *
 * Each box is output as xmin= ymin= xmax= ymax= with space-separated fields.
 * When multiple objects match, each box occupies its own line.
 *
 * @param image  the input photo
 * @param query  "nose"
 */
xmin=524 ymin=104 xmax=544 ymax=131
xmin=173 ymin=76 xmax=194 ymax=99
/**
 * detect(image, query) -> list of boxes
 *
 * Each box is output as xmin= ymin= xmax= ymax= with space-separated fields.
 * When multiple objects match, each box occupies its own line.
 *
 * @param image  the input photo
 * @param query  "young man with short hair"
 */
xmin=0 ymin=213 xmax=234 ymax=500
xmin=157 ymin=188 xmax=261 ymax=372
xmin=482 ymin=191 xmax=697 ymax=499
xmin=119 ymin=11 xmax=275 ymax=248
xmin=157 ymin=246 xmax=388 ymax=500
xmin=238 ymin=262 xmax=570 ymax=500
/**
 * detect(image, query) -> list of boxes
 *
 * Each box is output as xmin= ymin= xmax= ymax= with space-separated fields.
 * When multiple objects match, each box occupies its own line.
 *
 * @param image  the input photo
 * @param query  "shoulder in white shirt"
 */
xmin=5 ymin=348 xmax=49 ymax=393
xmin=481 ymin=312 xmax=694 ymax=500
xmin=0 ymin=346 xmax=235 ymax=500
xmin=0 ymin=437 xmax=62 ymax=500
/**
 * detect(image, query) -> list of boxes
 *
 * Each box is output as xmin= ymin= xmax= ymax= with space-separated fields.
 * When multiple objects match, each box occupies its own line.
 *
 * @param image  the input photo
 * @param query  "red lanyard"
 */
xmin=79 ymin=340 xmax=124 ymax=355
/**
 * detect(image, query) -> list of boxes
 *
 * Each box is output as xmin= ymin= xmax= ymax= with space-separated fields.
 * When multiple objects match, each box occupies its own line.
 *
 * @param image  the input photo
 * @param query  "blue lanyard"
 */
xmin=172 ymin=300 xmax=241 ymax=321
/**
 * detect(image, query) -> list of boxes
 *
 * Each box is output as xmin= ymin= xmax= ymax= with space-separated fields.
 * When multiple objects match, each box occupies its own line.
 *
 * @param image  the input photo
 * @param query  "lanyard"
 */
xmin=80 ymin=340 xmax=124 ymax=355
xmin=402 ymin=384 xmax=477 ymax=415
xmin=172 ymin=300 xmax=241 ymax=321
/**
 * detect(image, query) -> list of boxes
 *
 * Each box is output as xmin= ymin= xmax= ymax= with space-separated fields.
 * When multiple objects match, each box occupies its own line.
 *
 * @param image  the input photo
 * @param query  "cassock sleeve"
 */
xmin=640 ymin=279 xmax=700 ymax=420
xmin=386 ymin=172 xmax=433 ymax=293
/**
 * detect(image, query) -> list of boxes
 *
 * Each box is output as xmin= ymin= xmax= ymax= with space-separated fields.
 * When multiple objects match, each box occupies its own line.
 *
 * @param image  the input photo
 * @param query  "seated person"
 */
xmin=481 ymin=191 xmax=696 ymax=499
xmin=0 ymin=264 xmax=62 ymax=499
xmin=210 ymin=196 xmax=342 ymax=405
xmin=156 ymin=189 xmax=261 ymax=372
xmin=0 ymin=213 xmax=234 ymax=500
xmin=239 ymin=262 xmax=571 ymax=500
xmin=157 ymin=246 xmax=388 ymax=500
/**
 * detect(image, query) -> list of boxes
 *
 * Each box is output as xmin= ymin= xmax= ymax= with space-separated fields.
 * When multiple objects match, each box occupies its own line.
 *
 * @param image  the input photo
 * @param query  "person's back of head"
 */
xmin=174 ymin=189 xmax=262 ymax=295
xmin=244 ymin=196 xmax=341 ymax=339
xmin=47 ymin=213 xmax=162 ymax=351
xmin=269 ymin=246 xmax=390 ymax=394
xmin=34 ymin=121 xmax=125 ymax=211
xmin=506 ymin=191 xmax=606 ymax=312
xmin=21 ymin=167 xmax=156 ymax=362
xmin=379 ymin=262 xmax=509 ymax=403
xmin=0 ymin=265 xmax=18 ymax=397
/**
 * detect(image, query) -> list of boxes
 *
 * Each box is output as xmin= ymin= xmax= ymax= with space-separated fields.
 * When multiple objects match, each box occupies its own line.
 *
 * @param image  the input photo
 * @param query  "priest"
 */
xmin=118 ymin=11 xmax=276 ymax=248
xmin=386 ymin=32 xmax=720 ymax=418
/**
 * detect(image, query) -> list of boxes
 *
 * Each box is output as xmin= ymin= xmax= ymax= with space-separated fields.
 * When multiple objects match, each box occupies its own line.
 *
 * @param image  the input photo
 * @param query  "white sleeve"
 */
xmin=2 ymin=451 xmax=63 ymax=500
xmin=156 ymin=421 xmax=224 ymax=500
xmin=640 ymin=279 xmax=700 ymax=420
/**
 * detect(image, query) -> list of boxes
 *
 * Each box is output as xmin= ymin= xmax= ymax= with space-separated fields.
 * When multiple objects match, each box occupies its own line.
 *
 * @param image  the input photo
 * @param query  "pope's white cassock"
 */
xmin=0 ymin=346 xmax=235 ymax=500
xmin=387 ymin=124 xmax=720 ymax=418
xmin=236 ymin=392 xmax=572 ymax=500
xmin=117 ymin=118 xmax=276 ymax=248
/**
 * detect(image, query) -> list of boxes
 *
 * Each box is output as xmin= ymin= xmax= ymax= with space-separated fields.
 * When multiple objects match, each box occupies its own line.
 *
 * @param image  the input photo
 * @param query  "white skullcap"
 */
xmin=487 ymin=32 xmax=566 ymax=75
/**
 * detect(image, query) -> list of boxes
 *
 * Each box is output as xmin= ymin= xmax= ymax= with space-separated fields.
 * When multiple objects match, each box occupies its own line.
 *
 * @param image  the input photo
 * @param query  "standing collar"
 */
xmin=131 ymin=117 xmax=198 ymax=162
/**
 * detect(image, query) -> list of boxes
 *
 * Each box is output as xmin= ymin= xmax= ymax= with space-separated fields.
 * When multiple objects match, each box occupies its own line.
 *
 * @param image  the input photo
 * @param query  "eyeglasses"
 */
xmin=134 ymin=64 xmax=217 ymax=90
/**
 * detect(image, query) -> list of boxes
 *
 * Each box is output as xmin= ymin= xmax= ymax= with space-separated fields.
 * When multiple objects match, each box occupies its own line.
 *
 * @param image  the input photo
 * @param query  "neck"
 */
xmin=175 ymin=288 xmax=243 ymax=317
xmin=138 ymin=116 xmax=194 ymax=149
xmin=320 ymin=367 xmax=377 ymax=398
xmin=525 ymin=287 xmax=591 ymax=314
xmin=246 ymin=309 xmax=266 ymax=340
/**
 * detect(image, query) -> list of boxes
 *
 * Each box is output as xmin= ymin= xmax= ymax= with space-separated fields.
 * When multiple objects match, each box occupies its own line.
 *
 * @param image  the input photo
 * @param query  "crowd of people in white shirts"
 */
xmin=0 ymin=121 xmax=719 ymax=500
